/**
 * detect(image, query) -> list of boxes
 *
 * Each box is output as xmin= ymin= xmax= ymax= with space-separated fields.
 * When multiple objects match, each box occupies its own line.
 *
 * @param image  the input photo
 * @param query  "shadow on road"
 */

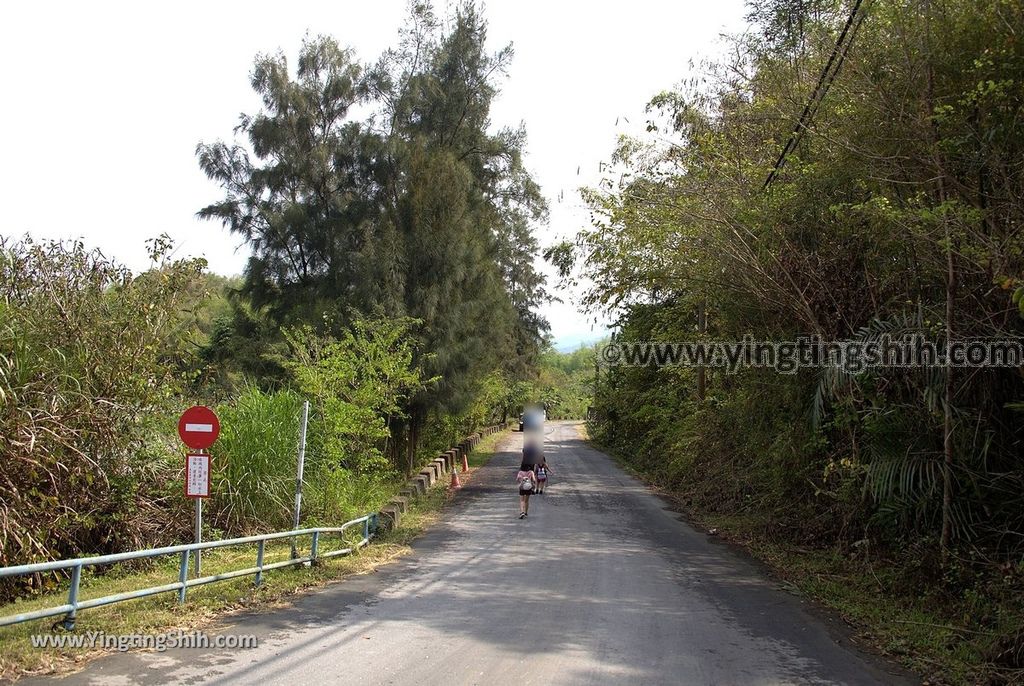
xmin=31 ymin=422 xmax=915 ymax=686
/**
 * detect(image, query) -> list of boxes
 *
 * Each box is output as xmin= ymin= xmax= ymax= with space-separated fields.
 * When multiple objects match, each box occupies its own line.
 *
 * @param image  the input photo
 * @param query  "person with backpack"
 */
xmin=515 ymin=461 xmax=537 ymax=519
xmin=535 ymin=455 xmax=551 ymax=494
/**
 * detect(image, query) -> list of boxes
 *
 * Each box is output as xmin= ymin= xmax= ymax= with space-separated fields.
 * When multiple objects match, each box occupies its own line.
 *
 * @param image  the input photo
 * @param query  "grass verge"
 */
xmin=687 ymin=512 xmax=978 ymax=685
xmin=0 ymin=430 xmax=509 ymax=683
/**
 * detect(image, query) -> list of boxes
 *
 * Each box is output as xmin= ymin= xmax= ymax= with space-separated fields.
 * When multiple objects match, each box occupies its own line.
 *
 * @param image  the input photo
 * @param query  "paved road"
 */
xmin=30 ymin=422 xmax=915 ymax=685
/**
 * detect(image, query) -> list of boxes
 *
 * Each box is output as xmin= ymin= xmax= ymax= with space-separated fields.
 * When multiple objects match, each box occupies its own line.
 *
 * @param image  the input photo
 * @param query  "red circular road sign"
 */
xmin=177 ymin=405 xmax=220 ymax=449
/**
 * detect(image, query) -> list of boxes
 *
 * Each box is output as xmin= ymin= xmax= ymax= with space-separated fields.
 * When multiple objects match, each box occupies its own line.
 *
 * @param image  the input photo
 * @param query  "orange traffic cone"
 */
xmin=461 ymin=451 xmax=469 ymax=473
xmin=450 ymin=468 xmax=462 ymax=489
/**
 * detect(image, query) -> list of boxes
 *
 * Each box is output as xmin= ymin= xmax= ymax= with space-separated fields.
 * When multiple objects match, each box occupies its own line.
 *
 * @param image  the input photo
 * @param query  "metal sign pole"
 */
xmin=194 ymin=498 xmax=202 ymax=577
xmin=291 ymin=400 xmax=310 ymax=559
xmin=194 ymin=448 xmax=203 ymax=577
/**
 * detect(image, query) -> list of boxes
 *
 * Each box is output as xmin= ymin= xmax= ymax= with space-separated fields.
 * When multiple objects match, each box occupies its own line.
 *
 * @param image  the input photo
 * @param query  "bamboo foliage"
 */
xmin=572 ymin=0 xmax=1024 ymax=558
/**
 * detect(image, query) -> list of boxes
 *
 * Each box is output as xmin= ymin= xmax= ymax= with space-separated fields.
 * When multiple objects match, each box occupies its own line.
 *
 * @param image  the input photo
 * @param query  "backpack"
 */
xmin=520 ymin=474 xmax=535 ymax=492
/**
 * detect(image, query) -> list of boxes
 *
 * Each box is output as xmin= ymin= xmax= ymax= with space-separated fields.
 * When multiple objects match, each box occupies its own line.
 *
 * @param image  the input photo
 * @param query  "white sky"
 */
xmin=0 ymin=0 xmax=748 ymax=350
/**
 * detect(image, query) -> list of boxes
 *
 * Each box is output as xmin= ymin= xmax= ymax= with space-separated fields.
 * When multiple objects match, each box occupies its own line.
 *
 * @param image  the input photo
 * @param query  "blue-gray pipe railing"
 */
xmin=0 ymin=514 xmax=376 ymax=631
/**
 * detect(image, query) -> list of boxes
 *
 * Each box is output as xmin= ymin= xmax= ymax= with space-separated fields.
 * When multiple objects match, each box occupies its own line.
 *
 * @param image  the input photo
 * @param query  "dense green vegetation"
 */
xmin=0 ymin=3 xmax=547 ymax=600
xmin=535 ymin=345 xmax=599 ymax=419
xmin=552 ymin=0 xmax=1024 ymax=678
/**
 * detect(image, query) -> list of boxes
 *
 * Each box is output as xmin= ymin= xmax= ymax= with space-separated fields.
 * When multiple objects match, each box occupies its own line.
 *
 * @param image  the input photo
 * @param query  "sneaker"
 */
xmin=518 ymin=512 xmax=526 ymax=519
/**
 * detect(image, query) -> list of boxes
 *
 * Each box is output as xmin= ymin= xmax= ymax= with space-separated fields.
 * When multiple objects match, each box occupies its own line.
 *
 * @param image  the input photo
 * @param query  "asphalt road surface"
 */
xmin=27 ymin=422 xmax=916 ymax=685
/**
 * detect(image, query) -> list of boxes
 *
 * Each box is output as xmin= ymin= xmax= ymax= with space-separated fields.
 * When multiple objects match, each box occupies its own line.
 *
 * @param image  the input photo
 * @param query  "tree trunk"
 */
xmin=941 ymin=216 xmax=956 ymax=558
xmin=406 ymin=423 xmax=414 ymax=477
xmin=405 ymin=408 xmax=424 ymax=477
xmin=696 ymin=299 xmax=707 ymax=402
xmin=922 ymin=0 xmax=956 ymax=561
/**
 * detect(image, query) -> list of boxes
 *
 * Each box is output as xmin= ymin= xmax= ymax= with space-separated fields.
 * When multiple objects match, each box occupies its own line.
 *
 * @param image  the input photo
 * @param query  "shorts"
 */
xmin=519 ymin=487 xmax=535 ymax=496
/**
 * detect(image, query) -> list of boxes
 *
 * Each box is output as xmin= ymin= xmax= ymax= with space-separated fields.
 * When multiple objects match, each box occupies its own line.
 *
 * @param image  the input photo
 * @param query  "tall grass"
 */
xmin=302 ymin=467 xmax=394 ymax=526
xmin=210 ymin=386 xmax=400 ymax=534
xmin=211 ymin=386 xmax=304 ymax=533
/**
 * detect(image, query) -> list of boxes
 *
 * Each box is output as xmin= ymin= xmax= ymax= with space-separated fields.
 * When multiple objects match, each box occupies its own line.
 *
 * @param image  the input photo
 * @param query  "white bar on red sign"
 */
xmin=185 ymin=423 xmax=215 ymax=433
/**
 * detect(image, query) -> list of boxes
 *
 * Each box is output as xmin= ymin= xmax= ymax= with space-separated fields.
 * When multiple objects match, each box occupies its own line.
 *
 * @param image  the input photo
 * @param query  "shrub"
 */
xmin=0 ymin=236 xmax=204 ymax=597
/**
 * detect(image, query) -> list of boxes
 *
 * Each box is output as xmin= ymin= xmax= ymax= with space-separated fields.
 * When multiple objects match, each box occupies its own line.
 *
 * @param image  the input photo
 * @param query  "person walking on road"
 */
xmin=535 ymin=455 xmax=551 ymax=494
xmin=522 ymin=441 xmax=540 ymax=467
xmin=516 ymin=462 xmax=536 ymax=519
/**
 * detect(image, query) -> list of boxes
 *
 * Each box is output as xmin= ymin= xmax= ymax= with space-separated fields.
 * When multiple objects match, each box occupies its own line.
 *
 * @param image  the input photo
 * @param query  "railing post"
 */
xmin=177 ymin=550 xmax=190 ymax=604
xmin=255 ymin=540 xmax=265 ymax=586
xmin=61 ymin=563 xmax=82 ymax=630
xmin=0 ymin=514 xmax=374 ymax=629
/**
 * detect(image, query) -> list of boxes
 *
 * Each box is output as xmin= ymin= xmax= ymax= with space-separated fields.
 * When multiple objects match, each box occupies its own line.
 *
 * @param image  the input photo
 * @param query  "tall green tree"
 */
xmin=369 ymin=3 xmax=550 ymax=451
xmin=196 ymin=36 xmax=391 ymax=326
xmin=198 ymin=2 xmax=550 ymax=462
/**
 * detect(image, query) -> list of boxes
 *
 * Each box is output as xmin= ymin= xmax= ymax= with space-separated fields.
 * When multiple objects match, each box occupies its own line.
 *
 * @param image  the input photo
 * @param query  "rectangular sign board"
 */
xmin=185 ymin=453 xmax=211 ymax=498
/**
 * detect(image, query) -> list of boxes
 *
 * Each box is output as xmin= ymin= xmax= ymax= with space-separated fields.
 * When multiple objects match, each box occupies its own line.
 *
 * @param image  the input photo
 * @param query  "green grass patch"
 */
xmin=466 ymin=430 xmax=507 ymax=469
xmin=0 ymin=429 xmax=509 ymax=682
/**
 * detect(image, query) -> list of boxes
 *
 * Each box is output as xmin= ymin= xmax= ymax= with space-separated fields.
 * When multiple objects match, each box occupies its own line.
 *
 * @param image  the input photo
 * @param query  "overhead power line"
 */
xmin=763 ymin=0 xmax=869 ymax=190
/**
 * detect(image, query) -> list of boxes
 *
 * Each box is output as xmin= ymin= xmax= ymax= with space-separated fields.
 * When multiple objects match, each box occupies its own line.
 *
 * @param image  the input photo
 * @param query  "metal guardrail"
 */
xmin=0 ymin=514 xmax=377 ymax=631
